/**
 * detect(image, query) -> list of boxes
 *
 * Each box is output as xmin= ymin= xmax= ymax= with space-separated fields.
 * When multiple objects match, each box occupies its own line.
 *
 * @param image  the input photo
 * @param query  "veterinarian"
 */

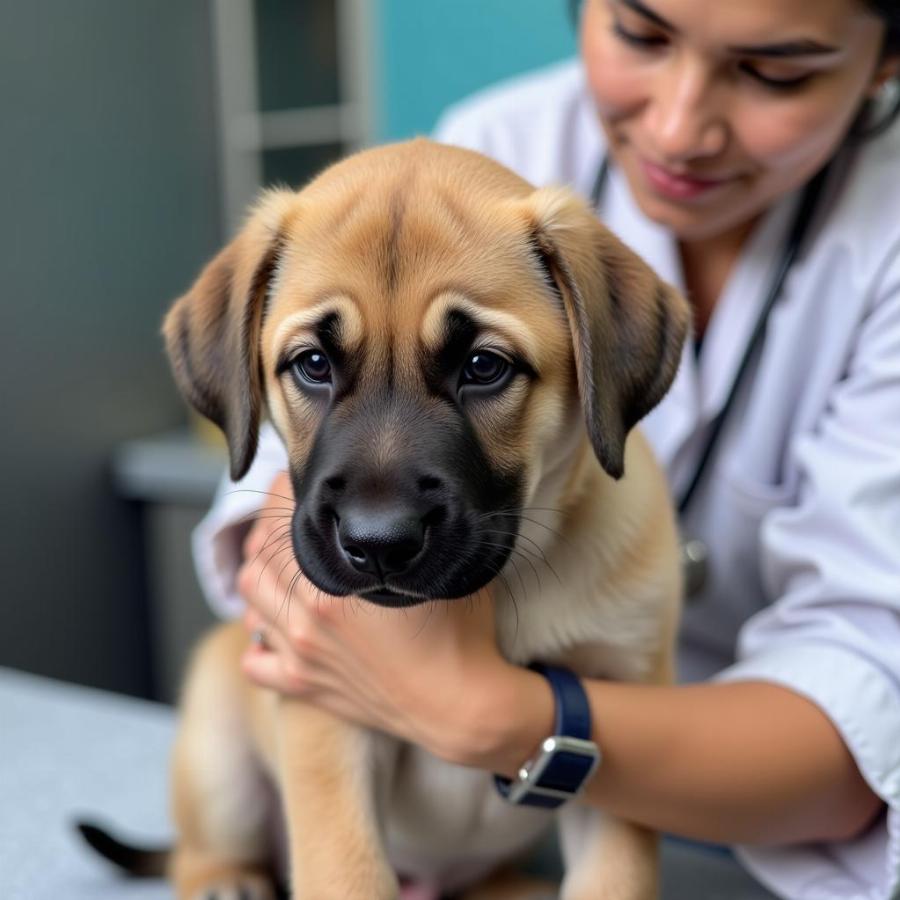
xmin=192 ymin=1 xmax=900 ymax=897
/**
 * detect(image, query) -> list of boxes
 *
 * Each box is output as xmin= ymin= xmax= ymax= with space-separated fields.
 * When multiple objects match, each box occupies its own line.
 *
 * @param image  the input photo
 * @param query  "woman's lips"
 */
xmin=640 ymin=158 xmax=733 ymax=200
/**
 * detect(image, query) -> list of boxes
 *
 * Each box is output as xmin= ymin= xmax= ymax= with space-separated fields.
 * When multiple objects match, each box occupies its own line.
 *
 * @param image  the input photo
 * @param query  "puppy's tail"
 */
xmin=75 ymin=819 xmax=171 ymax=878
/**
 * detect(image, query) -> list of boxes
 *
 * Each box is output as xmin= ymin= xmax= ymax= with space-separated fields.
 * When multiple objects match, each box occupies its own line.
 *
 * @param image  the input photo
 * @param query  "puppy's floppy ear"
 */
xmin=163 ymin=189 xmax=295 ymax=481
xmin=520 ymin=186 xmax=690 ymax=479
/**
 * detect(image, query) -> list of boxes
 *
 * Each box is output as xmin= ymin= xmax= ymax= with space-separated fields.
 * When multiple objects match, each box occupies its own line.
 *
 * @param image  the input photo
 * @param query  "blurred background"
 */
xmin=0 ymin=0 xmax=576 ymax=703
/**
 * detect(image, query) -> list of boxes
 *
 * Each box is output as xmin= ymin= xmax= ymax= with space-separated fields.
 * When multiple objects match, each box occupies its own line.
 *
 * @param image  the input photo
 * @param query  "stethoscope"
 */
xmin=589 ymin=155 xmax=832 ymax=599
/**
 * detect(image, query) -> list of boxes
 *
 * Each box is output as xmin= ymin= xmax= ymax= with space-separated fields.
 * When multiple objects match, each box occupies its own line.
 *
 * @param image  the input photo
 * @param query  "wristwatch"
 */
xmin=494 ymin=663 xmax=601 ymax=808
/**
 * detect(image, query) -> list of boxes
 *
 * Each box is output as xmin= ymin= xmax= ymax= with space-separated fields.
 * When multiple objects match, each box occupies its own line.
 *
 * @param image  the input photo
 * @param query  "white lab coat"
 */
xmin=193 ymin=59 xmax=900 ymax=900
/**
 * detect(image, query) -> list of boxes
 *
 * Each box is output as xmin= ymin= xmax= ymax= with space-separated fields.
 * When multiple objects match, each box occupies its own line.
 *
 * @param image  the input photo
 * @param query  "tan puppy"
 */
xmin=163 ymin=139 xmax=689 ymax=900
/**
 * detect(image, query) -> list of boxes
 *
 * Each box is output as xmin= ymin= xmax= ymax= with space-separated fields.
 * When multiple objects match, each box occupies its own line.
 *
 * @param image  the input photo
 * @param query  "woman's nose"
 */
xmin=646 ymin=56 xmax=728 ymax=162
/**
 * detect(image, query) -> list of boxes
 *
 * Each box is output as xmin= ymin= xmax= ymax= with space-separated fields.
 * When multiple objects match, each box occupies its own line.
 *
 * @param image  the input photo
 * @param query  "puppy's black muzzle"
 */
xmin=290 ymin=394 xmax=522 ymax=606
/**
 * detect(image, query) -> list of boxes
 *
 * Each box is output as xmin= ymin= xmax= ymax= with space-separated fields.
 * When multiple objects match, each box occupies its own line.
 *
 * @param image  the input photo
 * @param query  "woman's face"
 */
xmin=581 ymin=0 xmax=893 ymax=241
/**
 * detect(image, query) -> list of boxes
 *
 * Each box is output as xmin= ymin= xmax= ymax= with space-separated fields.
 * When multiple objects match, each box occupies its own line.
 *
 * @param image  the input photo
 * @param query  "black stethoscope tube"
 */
xmin=590 ymin=155 xmax=831 ymax=595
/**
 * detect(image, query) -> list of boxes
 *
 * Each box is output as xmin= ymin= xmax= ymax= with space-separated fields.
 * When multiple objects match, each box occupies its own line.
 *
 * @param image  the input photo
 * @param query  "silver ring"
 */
xmin=251 ymin=628 xmax=269 ymax=649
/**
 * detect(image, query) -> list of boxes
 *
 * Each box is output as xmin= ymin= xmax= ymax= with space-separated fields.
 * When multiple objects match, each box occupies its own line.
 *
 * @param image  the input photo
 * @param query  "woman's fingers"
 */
xmin=241 ymin=603 xmax=318 ymax=692
xmin=241 ymin=639 xmax=311 ymax=694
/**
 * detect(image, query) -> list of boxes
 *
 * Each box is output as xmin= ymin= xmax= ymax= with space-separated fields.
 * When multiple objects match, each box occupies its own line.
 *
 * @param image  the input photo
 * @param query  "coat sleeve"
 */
xmin=717 ymin=249 xmax=900 ymax=900
xmin=191 ymin=422 xmax=289 ymax=618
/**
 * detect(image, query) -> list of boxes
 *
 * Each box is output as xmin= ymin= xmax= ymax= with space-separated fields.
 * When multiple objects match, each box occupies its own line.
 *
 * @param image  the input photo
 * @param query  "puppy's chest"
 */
xmin=379 ymin=742 xmax=552 ymax=889
xmin=494 ymin=579 xmax=665 ymax=682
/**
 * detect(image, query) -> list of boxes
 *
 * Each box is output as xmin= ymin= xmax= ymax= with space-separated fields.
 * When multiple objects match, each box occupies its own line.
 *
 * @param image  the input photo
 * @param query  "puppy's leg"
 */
xmin=457 ymin=865 xmax=559 ymax=900
xmin=170 ymin=624 xmax=280 ymax=900
xmin=555 ymin=593 xmax=677 ymax=899
xmin=278 ymin=700 xmax=398 ymax=900
xmin=558 ymin=805 xmax=658 ymax=900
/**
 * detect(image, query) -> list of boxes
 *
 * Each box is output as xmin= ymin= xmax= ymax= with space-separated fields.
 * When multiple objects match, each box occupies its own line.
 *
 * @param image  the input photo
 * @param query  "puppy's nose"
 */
xmin=337 ymin=507 xmax=425 ymax=578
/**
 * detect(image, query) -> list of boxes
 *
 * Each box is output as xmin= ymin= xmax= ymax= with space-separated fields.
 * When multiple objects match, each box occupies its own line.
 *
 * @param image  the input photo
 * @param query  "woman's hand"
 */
xmin=235 ymin=472 xmax=540 ymax=768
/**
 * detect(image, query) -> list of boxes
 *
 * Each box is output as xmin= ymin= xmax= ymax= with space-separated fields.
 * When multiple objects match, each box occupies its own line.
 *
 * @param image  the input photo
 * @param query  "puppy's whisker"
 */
xmin=495 ymin=569 xmax=521 ymax=641
xmin=473 ymin=509 xmax=517 ymax=523
xmin=476 ymin=505 xmax=564 ymax=518
xmin=507 ymin=545 xmax=542 ymax=592
xmin=483 ymin=529 xmax=563 ymax=588
xmin=233 ymin=510 xmax=295 ymax=529
xmin=474 ymin=537 xmax=544 ymax=598
xmin=225 ymin=486 xmax=296 ymax=505
xmin=314 ymin=583 xmax=328 ymax=619
xmin=477 ymin=560 xmax=520 ymax=640
xmin=271 ymin=553 xmax=302 ymax=609
xmin=486 ymin=529 xmax=548 ymax=563
xmin=250 ymin=528 xmax=293 ymax=583
xmin=275 ymin=571 xmax=295 ymax=626
xmin=254 ymin=531 xmax=294 ymax=577
xmin=411 ymin=599 xmax=438 ymax=640
xmin=281 ymin=568 xmax=306 ymax=627
xmin=310 ymin=582 xmax=328 ymax=616
xmin=510 ymin=547 xmax=542 ymax=599
xmin=338 ymin=591 xmax=358 ymax=618
xmin=257 ymin=525 xmax=293 ymax=556
xmin=517 ymin=518 xmax=572 ymax=550
xmin=500 ymin=514 xmax=573 ymax=551
xmin=246 ymin=526 xmax=286 ymax=565
xmin=471 ymin=540 xmax=532 ymax=604
xmin=470 ymin=558 xmax=519 ymax=623
xmin=257 ymin=539 xmax=294 ymax=572
xmin=475 ymin=508 xmax=572 ymax=549
xmin=503 ymin=528 xmax=542 ymax=549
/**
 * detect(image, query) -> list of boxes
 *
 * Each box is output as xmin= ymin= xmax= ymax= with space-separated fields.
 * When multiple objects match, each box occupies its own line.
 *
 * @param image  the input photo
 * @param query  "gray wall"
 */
xmin=0 ymin=2 xmax=221 ymax=696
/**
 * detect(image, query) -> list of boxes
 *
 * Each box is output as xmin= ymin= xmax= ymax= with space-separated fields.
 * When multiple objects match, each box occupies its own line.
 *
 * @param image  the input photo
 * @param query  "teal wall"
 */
xmin=374 ymin=0 xmax=577 ymax=142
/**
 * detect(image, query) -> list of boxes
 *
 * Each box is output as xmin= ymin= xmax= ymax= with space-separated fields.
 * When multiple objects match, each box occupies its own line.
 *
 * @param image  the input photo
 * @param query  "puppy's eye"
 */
xmin=292 ymin=349 xmax=332 ymax=385
xmin=461 ymin=351 xmax=510 ymax=387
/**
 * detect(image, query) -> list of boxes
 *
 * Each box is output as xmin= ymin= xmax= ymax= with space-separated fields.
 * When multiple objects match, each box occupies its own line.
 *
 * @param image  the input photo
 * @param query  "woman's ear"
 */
xmin=517 ymin=186 xmax=690 ymax=479
xmin=868 ymin=54 xmax=900 ymax=98
xmin=163 ymin=189 xmax=297 ymax=481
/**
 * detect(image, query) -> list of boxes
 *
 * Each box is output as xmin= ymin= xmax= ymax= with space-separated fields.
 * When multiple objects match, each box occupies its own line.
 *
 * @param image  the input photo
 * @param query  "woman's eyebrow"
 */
xmin=619 ymin=0 xmax=673 ymax=31
xmin=618 ymin=0 xmax=842 ymax=58
xmin=726 ymin=39 xmax=841 ymax=58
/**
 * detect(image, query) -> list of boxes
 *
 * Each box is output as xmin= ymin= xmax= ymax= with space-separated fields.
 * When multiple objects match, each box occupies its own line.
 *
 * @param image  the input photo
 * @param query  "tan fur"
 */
xmin=164 ymin=139 xmax=690 ymax=899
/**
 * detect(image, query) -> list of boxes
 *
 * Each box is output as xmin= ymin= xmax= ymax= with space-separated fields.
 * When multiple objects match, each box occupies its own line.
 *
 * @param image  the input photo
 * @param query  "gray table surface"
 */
xmin=1 ymin=667 xmax=176 ymax=900
xmin=0 ymin=666 xmax=779 ymax=900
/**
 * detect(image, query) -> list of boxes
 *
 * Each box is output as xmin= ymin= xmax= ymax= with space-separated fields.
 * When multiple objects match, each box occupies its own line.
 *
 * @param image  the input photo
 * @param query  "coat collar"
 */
xmin=595 ymin=159 xmax=800 ymax=488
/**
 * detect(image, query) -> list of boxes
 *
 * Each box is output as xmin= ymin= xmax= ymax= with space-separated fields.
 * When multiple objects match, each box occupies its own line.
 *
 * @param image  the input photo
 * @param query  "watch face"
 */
xmin=501 ymin=735 xmax=601 ymax=807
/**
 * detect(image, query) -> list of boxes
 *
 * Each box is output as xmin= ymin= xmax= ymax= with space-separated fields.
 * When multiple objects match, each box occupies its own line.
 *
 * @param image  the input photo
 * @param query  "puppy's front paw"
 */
xmin=291 ymin=866 xmax=402 ymax=900
xmin=189 ymin=874 xmax=278 ymax=900
xmin=457 ymin=868 xmax=559 ymax=900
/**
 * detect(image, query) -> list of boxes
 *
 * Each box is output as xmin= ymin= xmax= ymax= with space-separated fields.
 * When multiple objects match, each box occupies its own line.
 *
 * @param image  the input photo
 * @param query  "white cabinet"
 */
xmin=211 ymin=0 xmax=374 ymax=235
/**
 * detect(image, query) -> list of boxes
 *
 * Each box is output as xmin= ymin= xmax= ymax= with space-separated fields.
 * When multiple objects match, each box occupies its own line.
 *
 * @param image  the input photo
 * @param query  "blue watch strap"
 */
xmin=533 ymin=663 xmax=592 ymax=741
xmin=494 ymin=664 xmax=600 ymax=808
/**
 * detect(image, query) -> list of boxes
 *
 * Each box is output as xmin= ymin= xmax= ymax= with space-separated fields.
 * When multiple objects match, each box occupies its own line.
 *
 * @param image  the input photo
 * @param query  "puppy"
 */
xmin=161 ymin=139 xmax=688 ymax=900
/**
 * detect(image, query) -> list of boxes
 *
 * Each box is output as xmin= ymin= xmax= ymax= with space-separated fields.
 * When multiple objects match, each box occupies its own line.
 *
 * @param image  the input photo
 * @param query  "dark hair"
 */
xmin=867 ymin=1 xmax=900 ymax=55
xmin=848 ymin=1 xmax=899 ymax=137
xmin=567 ymin=0 xmax=900 ymax=137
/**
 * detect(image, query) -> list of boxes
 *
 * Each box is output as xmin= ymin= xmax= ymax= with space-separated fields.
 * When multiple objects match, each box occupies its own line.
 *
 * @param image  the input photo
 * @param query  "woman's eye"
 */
xmin=741 ymin=64 xmax=814 ymax=91
xmin=612 ymin=20 xmax=666 ymax=49
xmin=461 ymin=351 xmax=510 ymax=387
xmin=292 ymin=349 xmax=332 ymax=385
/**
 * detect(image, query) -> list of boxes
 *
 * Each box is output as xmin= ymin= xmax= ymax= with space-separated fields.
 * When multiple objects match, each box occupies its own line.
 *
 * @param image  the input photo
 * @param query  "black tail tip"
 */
xmin=74 ymin=818 xmax=170 ymax=878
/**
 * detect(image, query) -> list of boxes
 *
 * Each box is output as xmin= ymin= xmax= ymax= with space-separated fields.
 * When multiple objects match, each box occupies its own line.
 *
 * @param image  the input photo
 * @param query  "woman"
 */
xmin=194 ymin=1 xmax=900 ymax=896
